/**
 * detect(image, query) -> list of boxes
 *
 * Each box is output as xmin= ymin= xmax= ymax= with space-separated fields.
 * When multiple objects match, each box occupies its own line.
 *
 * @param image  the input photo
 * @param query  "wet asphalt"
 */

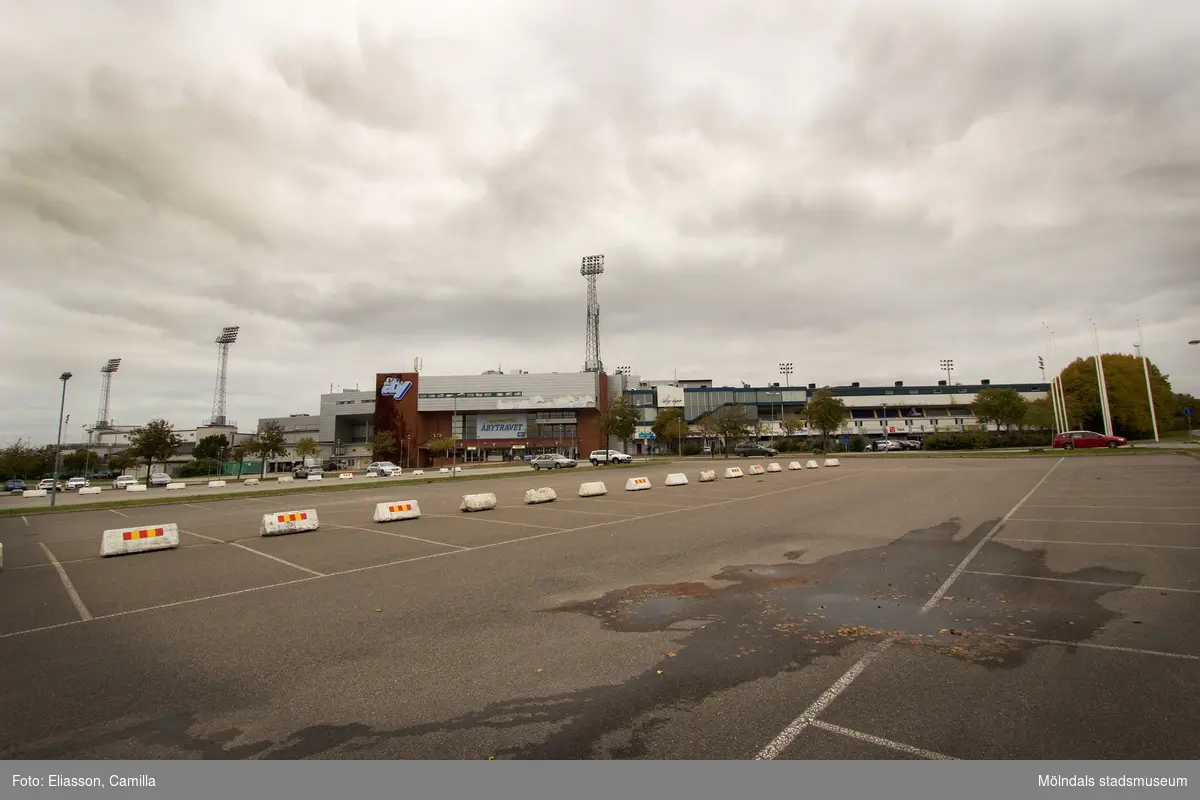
xmin=0 ymin=453 xmax=1196 ymax=760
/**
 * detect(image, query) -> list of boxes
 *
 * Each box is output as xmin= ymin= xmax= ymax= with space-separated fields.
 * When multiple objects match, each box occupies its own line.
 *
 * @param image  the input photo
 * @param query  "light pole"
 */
xmin=766 ymin=392 xmax=781 ymax=447
xmin=1134 ymin=314 xmax=1160 ymax=442
xmin=452 ymin=393 xmax=459 ymax=477
xmin=51 ymin=372 xmax=72 ymax=508
xmin=779 ymin=362 xmax=793 ymax=388
xmin=83 ymin=423 xmax=91 ymax=479
xmin=939 ymin=358 xmax=954 ymax=386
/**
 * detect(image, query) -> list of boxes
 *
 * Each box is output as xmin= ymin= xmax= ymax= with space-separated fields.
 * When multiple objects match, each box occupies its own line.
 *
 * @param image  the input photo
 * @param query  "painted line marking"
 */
xmin=180 ymin=530 xmax=325 ymax=577
xmin=755 ymin=457 xmax=1065 ymax=760
xmin=992 ymin=634 xmax=1200 ymax=661
xmin=0 ymin=473 xmax=861 ymax=640
xmin=424 ymin=514 xmax=565 ymax=531
xmin=1024 ymin=504 xmax=1200 ymax=511
xmin=330 ymin=523 xmax=469 ymax=551
xmin=183 ymin=503 xmax=209 ymax=511
xmin=109 ymin=509 xmax=130 ymax=518
xmin=964 ymin=570 xmax=1200 ymax=594
xmin=995 ymin=538 xmax=1200 ymax=550
xmin=1032 ymin=494 xmax=1198 ymax=500
xmin=22 ymin=516 xmax=29 ymax=526
xmin=531 ymin=507 xmax=639 ymax=518
xmin=576 ymin=498 xmax=694 ymax=509
xmin=808 ymin=720 xmax=957 ymax=760
xmin=39 ymin=543 xmax=92 ymax=621
xmin=1010 ymin=517 xmax=1200 ymax=526
xmin=7 ymin=545 xmax=211 ymax=571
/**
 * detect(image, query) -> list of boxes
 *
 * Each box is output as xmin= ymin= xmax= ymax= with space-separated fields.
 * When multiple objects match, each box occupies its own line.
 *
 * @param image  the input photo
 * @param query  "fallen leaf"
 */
xmin=536 ymin=669 xmax=544 ymax=673
xmin=657 ymin=670 xmax=664 ymax=675
xmin=667 ymin=651 xmax=678 ymax=657
xmin=374 ymin=608 xmax=382 ymax=613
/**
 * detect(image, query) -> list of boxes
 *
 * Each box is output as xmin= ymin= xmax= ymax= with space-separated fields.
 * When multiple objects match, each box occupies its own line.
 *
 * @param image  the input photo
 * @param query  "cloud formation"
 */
xmin=2 ymin=0 xmax=1198 ymax=442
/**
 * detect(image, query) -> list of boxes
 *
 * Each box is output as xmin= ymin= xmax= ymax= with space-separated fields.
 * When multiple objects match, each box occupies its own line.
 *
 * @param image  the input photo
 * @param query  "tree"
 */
xmin=970 ymin=388 xmax=1028 ymax=433
xmin=0 ymin=439 xmax=46 ymax=478
xmin=804 ymin=390 xmax=847 ymax=452
xmin=295 ymin=437 xmax=320 ymax=463
xmin=425 ymin=436 xmax=454 ymax=457
xmin=61 ymin=449 xmax=94 ymax=475
xmin=781 ymin=414 xmax=805 ymax=437
xmin=372 ymin=431 xmax=397 ymax=461
xmin=1169 ymin=392 xmax=1198 ymax=433
xmin=712 ymin=404 xmax=753 ymax=457
xmin=194 ymin=434 xmax=229 ymax=461
xmin=1023 ymin=397 xmax=1055 ymax=431
xmin=694 ymin=413 xmax=721 ymax=456
xmin=652 ymin=408 xmax=690 ymax=456
xmin=108 ymin=450 xmax=138 ymax=474
xmin=127 ymin=418 xmax=184 ymax=478
xmin=1059 ymin=354 xmax=1174 ymax=438
xmin=230 ymin=442 xmax=250 ymax=478
xmin=600 ymin=396 xmax=640 ymax=454
xmin=254 ymin=421 xmax=289 ymax=477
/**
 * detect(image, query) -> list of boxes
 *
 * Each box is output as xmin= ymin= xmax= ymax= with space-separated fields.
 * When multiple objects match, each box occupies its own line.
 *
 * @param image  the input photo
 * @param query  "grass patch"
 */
xmin=1 ymin=460 xmax=674 ymax=517
xmin=836 ymin=448 xmax=1167 ymax=459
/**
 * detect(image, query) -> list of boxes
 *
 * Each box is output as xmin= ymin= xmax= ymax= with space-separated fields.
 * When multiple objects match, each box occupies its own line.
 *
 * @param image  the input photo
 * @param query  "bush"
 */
xmin=922 ymin=430 xmax=1056 ymax=451
xmin=681 ymin=443 xmax=702 ymax=456
xmin=179 ymin=458 xmax=220 ymax=478
xmin=849 ymin=435 xmax=866 ymax=452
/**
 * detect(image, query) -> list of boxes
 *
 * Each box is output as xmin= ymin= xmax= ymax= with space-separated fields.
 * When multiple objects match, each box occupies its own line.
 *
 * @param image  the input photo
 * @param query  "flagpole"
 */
xmin=1090 ymin=318 xmax=1114 ymax=436
xmin=1042 ymin=324 xmax=1062 ymax=438
xmin=1049 ymin=328 xmax=1069 ymax=430
xmin=1136 ymin=314 xmax=1160 ymax=442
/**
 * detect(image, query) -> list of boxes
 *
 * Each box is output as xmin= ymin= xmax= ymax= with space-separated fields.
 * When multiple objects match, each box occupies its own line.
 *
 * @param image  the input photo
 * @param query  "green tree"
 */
xmin=372 ymin=430 xmax=397 ymax=461
xmin=108 ymin=450 xmax=138 ymax=474
xmin=230 ymin=443 xmax=249 ymax=478
xmin=127 ymin=419 xmax=184 ymax=478
xmin=600 ymin=396 xmax=640 ymax=454
xmin=194 ymin=434 xmax=229 ymax=461
xmin=694 ymin=413 xmax=721 ymax=456
xmin=712 ymin=404 xmax=753 ymax=457
xmin=254 ymin=421 xmax=289 ymax=477
xmin=1 ymin=439 xmax=46 ymax=478
xmin=1023 ymin=397 xmax=1055 ymax=431
xmin=652 ymin=408 xmax=690 ymax=456
xmin=1169 ymin=392 xmax=1198 ymax=433
xmin=781 ymin=413 xmax=804 ymax=437
xmin=425 ymin=436 xmax=454 ymax=457
xmin=1059 ymin=354 xmax=1174 ymax=438
xmin=804 ymin=390 xmax=847 ymax=452
xmin=61 ymin=448 xmax=94 ymax=475
xmin=295 ymin=436 xmax=320 ymax=462
xmin=970 ymin=388 xmax=1028 ymax=433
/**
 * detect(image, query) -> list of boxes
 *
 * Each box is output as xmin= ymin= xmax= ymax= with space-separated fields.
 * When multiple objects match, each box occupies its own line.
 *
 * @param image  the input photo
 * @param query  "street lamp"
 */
xmin=51 ymin=372 xmax=72 ymax=508
xmin=779 ymin=362 xmax=793 ymax=387
xmin=765 ymin=391 xmax=781 ymax=447
xmin=939 ymin=359 xmax=954 ymax=385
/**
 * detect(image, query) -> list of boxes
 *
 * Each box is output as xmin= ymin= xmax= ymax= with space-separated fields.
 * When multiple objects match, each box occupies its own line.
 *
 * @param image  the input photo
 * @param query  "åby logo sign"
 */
xmin=381 ymin=377 xmax=413 ymax=401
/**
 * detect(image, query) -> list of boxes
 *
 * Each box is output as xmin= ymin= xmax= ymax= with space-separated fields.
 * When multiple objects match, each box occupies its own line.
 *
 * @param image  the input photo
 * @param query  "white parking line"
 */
xmin=180 ymin=529 xmax=325 ymax=577
xmin=183 ymin=503 xmax=209 ymax=511
xmin=330 ymin=523 xmax=469 ymax=551
xmin=1024 ymin=504 xmax=1200 ymax=510
xmin=809 ymin=720 xmax=957 ymax=760
xmin=995 ymin=537 xmax=1200 ymax=550
xmin=424 ymin=513 xmax=566 ymax=531
xmin=532 ymin=506 xmax=639 ymax=518
xmin=574 ymin=498 xmax=694 ymax=510
xmin=964 ymin=569 xmax=1200 ymax=594
xmin=22 ymin=516 xmax=29 ymax=526
xmin=1010 ymin=517 xmax=1200 ymax=526
xmin=993 ymin=634 xmax=1200 ymax=661
xmin=109 ymin=509 xmax=129 ymax=518
xmin=39 ymin=543 xmax=92 ymax=621
xmin=755 ymin=456 xmax=1065 ymax=760
xmin=7 ymin=545 xmax=211 ymax=572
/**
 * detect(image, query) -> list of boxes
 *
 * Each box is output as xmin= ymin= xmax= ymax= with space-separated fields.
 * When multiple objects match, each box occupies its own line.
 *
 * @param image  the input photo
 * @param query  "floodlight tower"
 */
xmin=939 ymin=358 xmax=954 ymax=385
xmin=95 ymin=358 xmax=121 ymax=429
xmin=210 ymin=326 xmax=240 ymax=426
xmin=581 ymin=254 xmax=605 ymax=373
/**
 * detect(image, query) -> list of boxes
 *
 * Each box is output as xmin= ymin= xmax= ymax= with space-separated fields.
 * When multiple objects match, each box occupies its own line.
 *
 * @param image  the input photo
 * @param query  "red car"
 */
xmin=1053 ymin=430 xmax=1128 ymax=450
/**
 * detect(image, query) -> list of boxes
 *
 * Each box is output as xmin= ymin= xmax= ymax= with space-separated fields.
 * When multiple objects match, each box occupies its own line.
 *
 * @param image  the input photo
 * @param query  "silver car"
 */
xmin=530 ymin=454 xmax=577 ymax=470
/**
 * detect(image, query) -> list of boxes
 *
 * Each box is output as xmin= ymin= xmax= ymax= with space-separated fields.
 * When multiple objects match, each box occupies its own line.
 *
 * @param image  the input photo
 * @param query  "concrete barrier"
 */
xmin=306 ymin=474 xmax=322 ymax=482
xmin=805 ymin=460 xmax=820 ymax=469
xmin=244 ymin=478 xmax=259 ymax=486
xmin=339 ymin=472 xmax=354 ymax=479
xmin=664 ymin=473 xmax=688 ymax=487
xmin=788 ymin=461 xmax=803 ymax=470
xmin=767 ymin=462 xmax=782 ymax=473
xmin=453 ymin=466 xmax=463 ymax=473
xmin=747 ymin=464 xmax=766 ymax=475
xmin=165 ymin=482 xmax=186 ymax=490
xmin=374 ymin=501 xmax=421 ymax=522
xmin=724 ymin=467 xmax=744 ymax=478
xmin=524 ymin=487 xmax=557 ymax=505
xmin=413 ymin=469 xmax=425 ymax=476
xmin=698 ymin=470 xmax=717 ymax=482
xmin=277 ymin=475 xmax=294 ymax=483
xmin=101 ymin=523 xmax=180 ymax=557
xmin=460 ymin=493 xmax=498 ymax=512
xmin=823 ymin=458 xmax=841 ymax=467
xmin=22 ymin=489 xmax=47 ymax=498
xmin=261 ymin=509 xmax=320 ymax=536
xmin=79 ymin=486 xmax=103 ymax=495
xmin=439 ymin=467 xmax=450 ymax=474
xmin=625 ymin=476 xmax=652 ymax=491
xmin=125 ymin=484 xmax=147 ymax=492
xmin=207 ymin=480 xmax=226 ymax=488
xmin=579 ymin=481 xmax=608 ymax=497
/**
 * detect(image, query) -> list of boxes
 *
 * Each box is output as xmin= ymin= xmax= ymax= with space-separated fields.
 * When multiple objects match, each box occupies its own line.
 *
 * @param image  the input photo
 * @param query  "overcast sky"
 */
xmin=2 ymin=0 xmax=1198 ymax=444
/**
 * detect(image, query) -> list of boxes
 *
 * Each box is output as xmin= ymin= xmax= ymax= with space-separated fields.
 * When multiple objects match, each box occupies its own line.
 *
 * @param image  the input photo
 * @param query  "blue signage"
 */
xmin=637 ymin=432 xmax=656 ymax=439
xmin=380 ymin=377 xmax=412 ymax=401
xmin=1186 ymin=407 xmax=1194 ymax=417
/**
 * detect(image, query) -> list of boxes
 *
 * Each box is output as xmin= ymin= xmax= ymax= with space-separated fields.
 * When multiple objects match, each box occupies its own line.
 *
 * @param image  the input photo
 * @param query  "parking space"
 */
xmin=1 ymin=453 xmax=1197 ymax=760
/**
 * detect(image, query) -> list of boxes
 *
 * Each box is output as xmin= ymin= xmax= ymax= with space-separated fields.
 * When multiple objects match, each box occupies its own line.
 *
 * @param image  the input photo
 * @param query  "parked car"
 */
xmin=530 ymin=454 xmax=577 ymax=470
xmin=1053 ymin=430 xmax=1128 ymax=450
xmin=589 ymin=449 xmax=633 ymax=465
xmin=867 ymin=439 xmax=904 ymax=452
xmin=4 ymin=478 xmax=27 ymax=494
xmin=65 ymin=477 xmax=90 ymax=490
xmin=735 ymin=442 xmax=779 ymax=457
xmin=899 ymin=439 xmax=923 ymax=451
xmin=366 ymin=461 xmax=401 ymax=476
xmin=37 ymin=478 xmax=63 ymax=492
xmin=111 ymin=475 xmax=139 ymax=490
xmin=148 ymin=472 xmax=171 ymax=487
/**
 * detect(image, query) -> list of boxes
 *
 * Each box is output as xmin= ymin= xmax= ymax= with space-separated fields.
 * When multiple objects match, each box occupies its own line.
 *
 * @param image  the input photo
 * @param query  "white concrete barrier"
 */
xmin=277 ymin=475 xmax=293 ymax=483
xmin=579 ymin=481 xmax=608 ymax=497
xmin=339 ymin=472 xmax=354 ymax=480
xmin=413 ymin=469 xmax=425 ymax=476
xmin=439 ymin=467 xmax=450 ymax=474
xmin=524 ymin=487 xmax=557 ymax=505
xmin=823 ymin=458 xmax=841 ymax=467
xmin=724 ymin=467 xmax=744 ymax=478
xmin=788 ymin=461 xmax=803 ymax=470
xmin=306 ymin=474 xmax=322 ymax=482
xmin=101 ymin=523 xmax=180 ymax=557
xmin=165 ymin=482 xmax=186 ymax=490
xmin=806 ymin=460 xmax=820 ymax=469
xmin=126 ymin=484 xmax=147 ymax=492
xmin=374 ymin=500 xmax=421 ymax=522
xmin=664 ymin=472 xmax=689 ymax=487
xmin=461 ymin=492 xmax=498 ymax=512
xmin=79 ymin=486 xmax=103 ymax=495
xmin=767 ymin=463 xmax=782 ymax=472
xmin=22 ymin=489 xmax=47 ymax=498
xmin=453 ymin=466 xmax=463 ymax=473
xmin=207 ymin=480 xmax=226 ymax=488
xmin=698 ymin=470 xmax=717 ymax=482
xmin=244 ymin=478 xmax=259 ymax=486
xmin=625 ymin=476 xmax=652 ymax=491
xmin=261 ymin=508 xmax=320 ymax=536
xmin=747 ymin=464 xmax=766 ymax=475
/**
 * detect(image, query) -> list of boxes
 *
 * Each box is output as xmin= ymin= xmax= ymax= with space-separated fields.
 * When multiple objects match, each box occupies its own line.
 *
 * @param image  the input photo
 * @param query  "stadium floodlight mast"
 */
xmin=779 ymin=362 xmax=794 ymax=387
xmin=581 ymin=255 xmax=605 ymax=373
xmin=96 ymin=358 xmax=121 ymax=429
xmin=51 ymin=371 xmax=72 ymax=508
xmin=211 ymin=326 xmax=240 ymax=427
xmin=939 ymin=358 xmax=954 ymax=385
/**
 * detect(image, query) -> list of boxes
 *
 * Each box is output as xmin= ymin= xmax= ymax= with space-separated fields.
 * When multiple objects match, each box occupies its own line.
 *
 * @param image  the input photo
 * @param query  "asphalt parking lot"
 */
xmin=0 ymin=453 xmax=1196 ymax=760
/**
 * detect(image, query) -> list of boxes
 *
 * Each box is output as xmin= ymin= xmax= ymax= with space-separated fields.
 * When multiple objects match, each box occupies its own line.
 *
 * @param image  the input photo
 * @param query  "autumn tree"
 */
xmin=711 ymin=404 xmax=753 ymax=458
xmin=970 ymin=388 xmax=1028 ymax=433
xmin=1022 ymin=397 xmax=1055 ymax=431
xmin=372 ymin=431 xmax=397 ymax=461
xmin=652 ymin=407 xmax=690 ymax=456
xmin=254 ymin=421 xmax=290 ymax=477
xmin=804 ymin=390 xmax=847 ymax=452
xmin=295 ymin=437 xmax=320 ymax=462
xmin=1058 ymin=354 xmax=1174 ymax=438
xmin=425 ymin=436 xmax=455 ymax=457
xmin=127 ymin=419 xmax=184 ymax=478
xmin=600 ymin=396 xmax=640 ymax=454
